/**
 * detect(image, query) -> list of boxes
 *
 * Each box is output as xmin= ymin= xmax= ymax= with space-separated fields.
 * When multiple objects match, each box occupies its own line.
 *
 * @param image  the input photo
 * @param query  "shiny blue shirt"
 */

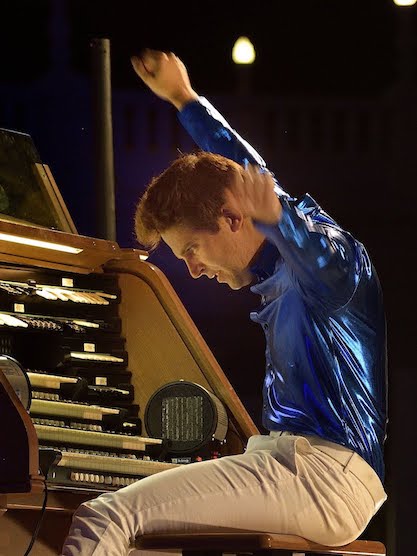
xmin=178 ymin=97 xmax=388 ymax=481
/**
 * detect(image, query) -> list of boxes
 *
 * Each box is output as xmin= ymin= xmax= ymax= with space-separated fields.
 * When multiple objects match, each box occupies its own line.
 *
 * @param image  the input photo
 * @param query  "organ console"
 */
xmin=0 ymin=128 xmax=258 ymax=555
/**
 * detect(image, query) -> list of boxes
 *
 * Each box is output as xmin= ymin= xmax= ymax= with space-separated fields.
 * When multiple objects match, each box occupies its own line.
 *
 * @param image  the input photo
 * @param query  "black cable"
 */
xmin=22 ymin=473 xmax=48 ymax=556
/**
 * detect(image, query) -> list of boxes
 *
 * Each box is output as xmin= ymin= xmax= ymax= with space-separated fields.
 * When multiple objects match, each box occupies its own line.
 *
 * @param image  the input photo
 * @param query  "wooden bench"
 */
xmin=135 ymin=531 xmax=386 ymax=556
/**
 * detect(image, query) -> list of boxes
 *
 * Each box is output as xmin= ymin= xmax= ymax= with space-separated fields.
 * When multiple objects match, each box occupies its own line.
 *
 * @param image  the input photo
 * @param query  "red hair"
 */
xmin=135 ymin=150 xmax=241 ymax=250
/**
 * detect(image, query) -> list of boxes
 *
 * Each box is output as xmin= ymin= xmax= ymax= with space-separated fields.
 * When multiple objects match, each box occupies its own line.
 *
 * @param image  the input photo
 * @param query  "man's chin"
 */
xmin=217 ymin=276 xmax=239 ymax=290
xmin=223 ymin=276 xmax=252 ymax=290
xmin=227 ymin=283 xmax=242 ymax=290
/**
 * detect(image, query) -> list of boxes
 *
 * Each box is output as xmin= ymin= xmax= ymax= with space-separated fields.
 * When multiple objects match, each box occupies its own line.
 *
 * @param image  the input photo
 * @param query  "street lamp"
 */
xmin=393 ymin=0 xmax=416 ymax=5
xmin=232 ymin=36 xmax=256 ymax=95
xmin=232 ymin=36 xmax=256 ymax=65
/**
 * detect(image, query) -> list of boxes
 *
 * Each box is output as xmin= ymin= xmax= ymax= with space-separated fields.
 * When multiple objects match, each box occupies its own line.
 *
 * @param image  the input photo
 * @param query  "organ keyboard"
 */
xmin=0 ymin=127 xmax=258 ymax=555
xmin=35 ymin=425 xmax=161 ymax=452
xmin=27 ymin=370 xmax=134 ymax=404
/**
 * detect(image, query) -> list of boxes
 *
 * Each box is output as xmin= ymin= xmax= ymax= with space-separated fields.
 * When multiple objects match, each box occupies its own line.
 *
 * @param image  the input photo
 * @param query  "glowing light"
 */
xmin=0 ymin=232 xmax=83 ymax=254
xmin=232 ymin=37 xmax=256 ymax=65
xmin=393 ymin=0 xmax=416 ymax=5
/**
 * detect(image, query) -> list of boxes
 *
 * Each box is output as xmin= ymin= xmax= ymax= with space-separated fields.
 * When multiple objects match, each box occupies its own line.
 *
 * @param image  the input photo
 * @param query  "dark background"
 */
xmin=1 ymin=0 xmax=410 ymax=94
xmin=1 ymin=2 xmax=416 ymax=555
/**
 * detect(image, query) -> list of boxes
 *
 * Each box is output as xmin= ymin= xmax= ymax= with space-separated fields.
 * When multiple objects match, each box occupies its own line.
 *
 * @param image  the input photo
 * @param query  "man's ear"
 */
xmin=221 ymin=206 xmax=243 ymax=232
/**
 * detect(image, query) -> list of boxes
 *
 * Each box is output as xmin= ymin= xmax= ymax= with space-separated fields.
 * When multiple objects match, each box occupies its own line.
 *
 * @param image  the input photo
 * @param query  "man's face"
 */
xmin=161 ymin=218 xmax=254 ymax=290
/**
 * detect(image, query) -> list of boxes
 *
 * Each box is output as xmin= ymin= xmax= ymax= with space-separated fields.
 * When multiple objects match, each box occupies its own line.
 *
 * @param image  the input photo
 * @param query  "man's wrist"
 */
xmin=172 ymin=90 xmax=199 ymax=111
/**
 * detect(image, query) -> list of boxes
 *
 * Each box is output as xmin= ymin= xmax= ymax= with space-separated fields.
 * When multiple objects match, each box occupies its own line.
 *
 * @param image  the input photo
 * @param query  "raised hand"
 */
xmin=130 ymin=49 xmax=198 ymax=110
xmin=229 ymin=165 xmax=282 ymax=225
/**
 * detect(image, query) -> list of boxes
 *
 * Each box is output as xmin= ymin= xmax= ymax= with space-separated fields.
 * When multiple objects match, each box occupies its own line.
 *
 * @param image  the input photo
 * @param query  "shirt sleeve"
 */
xmin=178 ymin=96 xmax=289 ymax=197
xmin=178 ymin=96 xmax=264 ymax=165
xmin=255 ymin=194 xmax=364 ymax=310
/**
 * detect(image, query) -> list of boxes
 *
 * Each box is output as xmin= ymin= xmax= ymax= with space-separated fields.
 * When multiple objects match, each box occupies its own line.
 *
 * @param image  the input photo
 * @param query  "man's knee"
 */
xmin=75 ymin=491 xmax=123 ymax=522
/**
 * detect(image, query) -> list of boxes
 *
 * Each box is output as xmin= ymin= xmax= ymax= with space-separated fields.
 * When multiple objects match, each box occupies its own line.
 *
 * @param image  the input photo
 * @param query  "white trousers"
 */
xmin=61 ymin=435 xmax=386 ymax=556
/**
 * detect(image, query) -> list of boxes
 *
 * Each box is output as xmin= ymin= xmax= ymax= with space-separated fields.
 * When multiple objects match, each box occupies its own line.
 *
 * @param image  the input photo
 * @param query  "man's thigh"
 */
xmin=92 ymin=449 xmax=303 ymax=534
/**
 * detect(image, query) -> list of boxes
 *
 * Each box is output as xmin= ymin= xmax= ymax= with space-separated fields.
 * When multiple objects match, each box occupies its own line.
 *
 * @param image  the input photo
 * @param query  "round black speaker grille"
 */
xmin=144 ymin=380 xmax=228 ymax=454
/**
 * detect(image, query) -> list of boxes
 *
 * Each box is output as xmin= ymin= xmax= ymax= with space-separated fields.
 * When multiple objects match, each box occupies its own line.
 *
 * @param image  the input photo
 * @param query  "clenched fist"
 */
xmin=131 ymin=49 xmax=198 ymax=110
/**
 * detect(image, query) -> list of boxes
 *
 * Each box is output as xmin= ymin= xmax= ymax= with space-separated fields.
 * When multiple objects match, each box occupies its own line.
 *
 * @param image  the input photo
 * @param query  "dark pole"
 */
xmin=90 ymin=37 xmax=116 ymax=241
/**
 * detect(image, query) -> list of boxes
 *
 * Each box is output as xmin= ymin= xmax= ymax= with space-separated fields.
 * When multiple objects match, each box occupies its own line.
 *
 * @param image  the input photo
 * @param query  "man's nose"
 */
xmin=186 ymin=259 xmax=203 ymax=279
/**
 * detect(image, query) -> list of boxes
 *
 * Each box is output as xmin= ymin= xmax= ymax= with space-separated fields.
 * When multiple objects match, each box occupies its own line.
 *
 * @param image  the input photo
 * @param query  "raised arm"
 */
xmin=131 ymin=49 xmax=267 ymax=168
xmin=131 ymin=50 xmax=362 ymax=309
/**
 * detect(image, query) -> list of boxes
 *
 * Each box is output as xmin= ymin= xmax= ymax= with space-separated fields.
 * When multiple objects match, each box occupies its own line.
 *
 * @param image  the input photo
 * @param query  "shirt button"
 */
xmin=263 ymin=323 xmax=269 ymax=330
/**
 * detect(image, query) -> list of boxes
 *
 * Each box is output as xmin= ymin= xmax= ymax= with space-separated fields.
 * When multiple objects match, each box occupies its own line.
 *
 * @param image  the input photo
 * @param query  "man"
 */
xmin=61 ymin=50 xmax=387 ymax=556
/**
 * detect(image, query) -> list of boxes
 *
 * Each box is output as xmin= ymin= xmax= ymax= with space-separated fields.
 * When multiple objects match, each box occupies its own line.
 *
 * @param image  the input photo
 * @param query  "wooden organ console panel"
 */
xmin=0 ymin=128 xmax=259 ymax=555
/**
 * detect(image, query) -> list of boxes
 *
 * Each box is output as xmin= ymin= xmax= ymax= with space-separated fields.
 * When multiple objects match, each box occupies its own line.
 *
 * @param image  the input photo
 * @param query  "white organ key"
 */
xmin=34 ymin=424 xmax=162 ymax=452
xmin=69 ymin=352 xmax=124 ymax=363
xmin=27 ymin=372 xmax=77 ymax=390
xmin=30 ymin=399 xmax=121 ymax=420
xmin=45 ymin=288 xmax=69 ymax=301
xmin=81 ymin=292 xmax=109 ymax=305
xmin=57 ymin=451 xmax=180 ymax=476
xmin=35 ymin=289 xmax=58 ymax=300
xmin=72 ymin=320 xmax=100 ymax=329
xmin=0 ymin=313 xmax=28 ymax=327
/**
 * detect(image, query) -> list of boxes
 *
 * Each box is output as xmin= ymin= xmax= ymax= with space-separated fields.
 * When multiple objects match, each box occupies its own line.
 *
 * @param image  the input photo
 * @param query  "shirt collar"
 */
xmin=250 ymin=239 xmax=280 ymax=283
